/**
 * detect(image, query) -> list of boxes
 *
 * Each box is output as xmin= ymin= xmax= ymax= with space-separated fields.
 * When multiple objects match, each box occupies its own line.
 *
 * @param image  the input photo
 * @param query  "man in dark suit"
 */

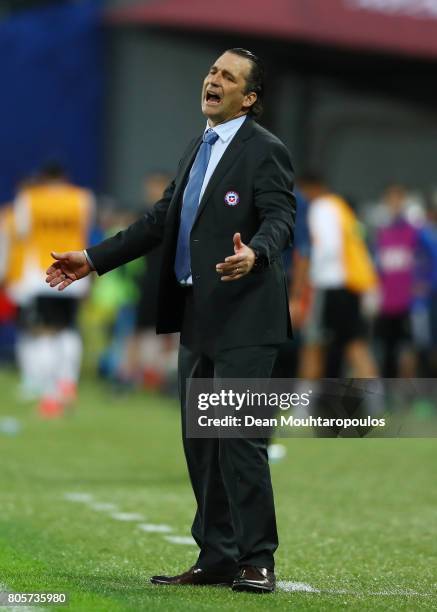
xmin=46 ymin=48 xmax=295 ymax=593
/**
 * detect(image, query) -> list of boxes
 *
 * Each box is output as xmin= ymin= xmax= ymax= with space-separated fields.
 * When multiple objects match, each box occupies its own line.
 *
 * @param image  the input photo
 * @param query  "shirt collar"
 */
xmin=205 ymin=114 xmax=247 ymax=143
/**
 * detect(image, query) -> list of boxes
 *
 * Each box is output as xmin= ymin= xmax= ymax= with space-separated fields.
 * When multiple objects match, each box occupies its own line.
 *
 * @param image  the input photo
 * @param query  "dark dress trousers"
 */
xmin=87 ymin=117 xmax=296 ymax=572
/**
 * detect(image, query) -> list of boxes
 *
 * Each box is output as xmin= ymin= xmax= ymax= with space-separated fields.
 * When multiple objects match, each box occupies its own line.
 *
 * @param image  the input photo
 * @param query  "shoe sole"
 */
xmin=150 ymin=579 xmax=232 ymax=587
xmin=232 ymin=583 xmax=275 ymax=594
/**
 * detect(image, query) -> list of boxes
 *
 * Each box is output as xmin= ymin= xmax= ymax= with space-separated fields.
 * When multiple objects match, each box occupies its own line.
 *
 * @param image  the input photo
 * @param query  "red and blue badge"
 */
xmin=224 ymin=190 xmax=240 ymax=206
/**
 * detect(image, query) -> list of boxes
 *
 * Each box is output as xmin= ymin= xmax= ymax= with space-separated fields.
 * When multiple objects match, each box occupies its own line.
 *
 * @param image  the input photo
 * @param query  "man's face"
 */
xmin=201 ymin=52 xmax=256 ymax=126
xmin=384 ymin=185 xmax=407 ymax=216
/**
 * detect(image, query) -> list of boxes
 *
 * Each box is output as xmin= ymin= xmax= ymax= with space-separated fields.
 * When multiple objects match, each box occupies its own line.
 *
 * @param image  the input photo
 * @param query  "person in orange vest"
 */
xmin=11 ymin=163 xmax=94 ymax=415
xmin=298 ymin=173 xmax=378 ymax=379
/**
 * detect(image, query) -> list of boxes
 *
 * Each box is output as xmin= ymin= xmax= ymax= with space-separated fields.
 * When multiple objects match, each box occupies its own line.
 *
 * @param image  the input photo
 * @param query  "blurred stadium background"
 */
xmin=0 ymin=1 xmax=436 ymax=610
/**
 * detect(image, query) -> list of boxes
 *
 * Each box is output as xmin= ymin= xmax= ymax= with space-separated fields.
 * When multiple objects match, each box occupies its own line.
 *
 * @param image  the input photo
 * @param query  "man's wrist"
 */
xmin=250 ymin=247 xmax=267 ymax=272
xmin=83 ymin=249 xmax=95 ymax=271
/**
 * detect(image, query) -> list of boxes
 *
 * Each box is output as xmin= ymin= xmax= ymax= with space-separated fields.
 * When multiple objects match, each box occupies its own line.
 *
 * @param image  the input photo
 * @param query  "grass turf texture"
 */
xmin=0 ymin=368 xmax=436 ymax=611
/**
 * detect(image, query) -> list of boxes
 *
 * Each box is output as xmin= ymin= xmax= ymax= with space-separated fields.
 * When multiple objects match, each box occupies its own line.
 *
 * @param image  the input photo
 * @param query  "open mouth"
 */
xmin=205 ymin=90 xmax=222 ymax=105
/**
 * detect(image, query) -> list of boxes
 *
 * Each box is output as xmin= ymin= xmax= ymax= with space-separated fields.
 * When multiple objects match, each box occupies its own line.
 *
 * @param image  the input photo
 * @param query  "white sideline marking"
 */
xmin=277 ymin=581 xmax=433 ymax=597
xmin=164 ymin=535 xmax=197 ymax=546
xmin=278 ymin=581 xmax=320 ymax=593
xmin=63 ymin=492 xmax=94 ymax=502
xmin=138 ymin=523 xmax=173 ymax=533
xmin=111 ymin=512 xmax=144 ymax=522
xmin=89 ymin=502 xmax=118 ymax=512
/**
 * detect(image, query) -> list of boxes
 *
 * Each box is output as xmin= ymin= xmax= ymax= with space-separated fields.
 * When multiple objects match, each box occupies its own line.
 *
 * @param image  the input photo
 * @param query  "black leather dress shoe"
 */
xmin=232 ymin=566 xmax=276 ymax=593
xmin=150 ymin=565 xmax=235 ymax=586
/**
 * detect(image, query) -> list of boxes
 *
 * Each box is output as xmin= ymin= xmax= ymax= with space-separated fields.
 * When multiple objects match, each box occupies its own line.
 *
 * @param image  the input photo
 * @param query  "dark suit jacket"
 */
xmin=88 ymin=117 xmax=296 ymax=355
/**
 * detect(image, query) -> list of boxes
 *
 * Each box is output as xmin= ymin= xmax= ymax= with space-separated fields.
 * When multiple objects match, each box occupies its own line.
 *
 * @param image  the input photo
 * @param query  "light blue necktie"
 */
xmin=175 ymin=128 xmax=219 ymax=282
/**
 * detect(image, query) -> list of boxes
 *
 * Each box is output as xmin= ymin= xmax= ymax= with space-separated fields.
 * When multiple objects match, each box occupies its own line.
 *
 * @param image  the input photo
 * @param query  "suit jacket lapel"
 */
xmin=193 ymin=117 xmax=255 ymax=225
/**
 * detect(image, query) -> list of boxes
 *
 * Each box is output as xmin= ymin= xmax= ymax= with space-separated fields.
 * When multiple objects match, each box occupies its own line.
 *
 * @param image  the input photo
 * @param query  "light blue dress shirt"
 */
xmin=199 ymin=114 xmax=247 ymax=200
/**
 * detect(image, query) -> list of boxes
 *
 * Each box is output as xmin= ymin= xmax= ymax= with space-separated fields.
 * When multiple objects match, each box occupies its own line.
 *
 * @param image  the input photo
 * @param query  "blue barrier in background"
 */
xmin=0 ymin=0 xmax=103 ymax=202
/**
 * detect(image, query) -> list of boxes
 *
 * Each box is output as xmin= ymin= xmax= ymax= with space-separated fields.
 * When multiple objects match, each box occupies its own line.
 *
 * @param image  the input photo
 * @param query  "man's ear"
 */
xmin=242 ymin=92 xmax=257 ymax=111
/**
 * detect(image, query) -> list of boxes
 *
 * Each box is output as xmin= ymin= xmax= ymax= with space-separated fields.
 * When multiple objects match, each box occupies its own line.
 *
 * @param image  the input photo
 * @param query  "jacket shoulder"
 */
xmin=251 ymin=121 xmax=289 ymax=152
xmin=249 ymin=121 xmax=294 ymax=171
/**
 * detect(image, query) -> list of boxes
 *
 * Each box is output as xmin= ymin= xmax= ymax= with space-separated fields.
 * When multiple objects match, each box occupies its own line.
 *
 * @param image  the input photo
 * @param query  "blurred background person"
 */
xmin=11 ymin=162 xmax=95 ymax=415
xmin=298 ymin=174 xmax=382 ymax=436
xmin=1 ymin=176 xmax=41 ymax=394
xmin=299 ymin=173 xmax=379 ymax=379
xmin=373 ymin=184 xmax=420 ymax=378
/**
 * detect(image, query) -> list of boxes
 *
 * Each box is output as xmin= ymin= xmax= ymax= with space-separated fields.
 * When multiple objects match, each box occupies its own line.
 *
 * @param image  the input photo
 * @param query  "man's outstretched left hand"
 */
xmin=216 ymin=233 xmax=255 ymax=281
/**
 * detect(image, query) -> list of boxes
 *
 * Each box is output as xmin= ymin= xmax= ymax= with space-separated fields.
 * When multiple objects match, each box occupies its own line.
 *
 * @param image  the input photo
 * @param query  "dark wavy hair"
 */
xmin=227 ymin=48 xmax=265 ymax=119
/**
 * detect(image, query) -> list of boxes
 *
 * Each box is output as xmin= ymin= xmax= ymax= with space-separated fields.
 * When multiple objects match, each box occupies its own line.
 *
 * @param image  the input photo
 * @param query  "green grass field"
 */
xmin=0 ymin=367 xmax=436 ymax=611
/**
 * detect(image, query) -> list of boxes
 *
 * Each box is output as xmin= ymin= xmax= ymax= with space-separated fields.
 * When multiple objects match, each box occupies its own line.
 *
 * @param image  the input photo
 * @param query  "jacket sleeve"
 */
xmin=86 ymin=178 xmax=176 ymax=276
xmin=248 ymin=140 xmax=296 ymax=265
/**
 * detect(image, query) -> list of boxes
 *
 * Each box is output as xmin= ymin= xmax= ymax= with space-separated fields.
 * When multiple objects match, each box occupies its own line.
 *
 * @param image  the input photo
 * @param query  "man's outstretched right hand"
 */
xmin=45 ymin=251 xmax=92 ymax=291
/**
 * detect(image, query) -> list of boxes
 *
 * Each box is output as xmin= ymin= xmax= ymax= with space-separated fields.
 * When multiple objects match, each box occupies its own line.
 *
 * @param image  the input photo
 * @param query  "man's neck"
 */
xmin=207 ymin=111 xmax=248 ymax=128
